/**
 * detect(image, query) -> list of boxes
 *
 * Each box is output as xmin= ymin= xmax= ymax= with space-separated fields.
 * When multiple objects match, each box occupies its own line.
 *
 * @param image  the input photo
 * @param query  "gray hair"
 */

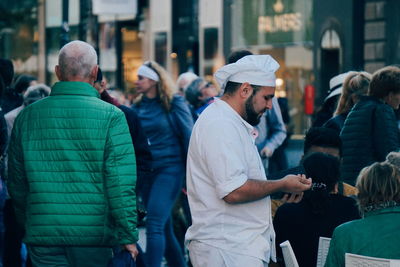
xmin=23 ymin=83 xmax=51 ymax=106
xmin=185 ymin=78 xmax=204 ymax=107
xmin=58 ymin=40 xmax=97 ymax=80
xmin=177 ymin=72 xmax=198 ymax=93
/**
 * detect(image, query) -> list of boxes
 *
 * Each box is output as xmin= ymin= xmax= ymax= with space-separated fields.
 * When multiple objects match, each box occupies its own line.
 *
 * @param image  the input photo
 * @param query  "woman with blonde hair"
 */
xmin=133 ymin=61 xmax=193 ymax=267
xmin=323 ymin=71 xmax=371 ymax=132
xmin=325 ymin=162 xmax=400 ymax=266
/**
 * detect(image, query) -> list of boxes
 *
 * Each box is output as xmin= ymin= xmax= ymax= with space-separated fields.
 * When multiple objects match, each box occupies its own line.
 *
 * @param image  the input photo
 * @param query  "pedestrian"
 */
xmin=133 ymin=60 xmax=192 ymax=267
xmin=185 ymin=55 xmax=312 ymax=267
xmin=312 ymin=72 xmax=350 ymax=127
xmin=0 ymin=58 xmax=12 ymax=267
xmin=176 ymin=72 xmax=198 ymax=96
xmin=340 ymin=66 xmax=400 ymax=185
xmin=185 ymin=77 xmax=218 ymax=116
xmin=3 ymin=83 xmax=50 ymax=267
xmin=3 ymin=74 xmax=37 ymax=114
xmin=5 ymin=84 xmax=51 ymax=138
xmin=323 ymin=71 xmax=371 ymax=132
xmin=7 ymin=40 xmax=138 ymax=267
xmin=94 ymin=67 xmax=153 ymax=224
xmin=274 ymin=152 xmax=360 ymax=267
xmin=269 ymin=96 xmax=292 ymax=173
xmin=325 ymin=162 xmax=400 ymax=266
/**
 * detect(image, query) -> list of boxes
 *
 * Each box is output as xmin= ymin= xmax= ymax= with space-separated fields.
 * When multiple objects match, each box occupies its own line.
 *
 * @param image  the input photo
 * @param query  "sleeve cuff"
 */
xmin=216 ymin=174 xmax=247 ymax=199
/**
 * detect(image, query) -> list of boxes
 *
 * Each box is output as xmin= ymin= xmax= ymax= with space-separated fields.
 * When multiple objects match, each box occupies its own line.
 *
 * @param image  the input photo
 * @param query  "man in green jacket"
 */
xmin=7 ymin=40 xmax=138 ymax=266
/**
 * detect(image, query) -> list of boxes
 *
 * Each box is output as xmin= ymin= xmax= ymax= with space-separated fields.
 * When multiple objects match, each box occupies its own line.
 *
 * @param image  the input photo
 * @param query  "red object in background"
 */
xmin=304 ymin=85 xmax=315 ymax=115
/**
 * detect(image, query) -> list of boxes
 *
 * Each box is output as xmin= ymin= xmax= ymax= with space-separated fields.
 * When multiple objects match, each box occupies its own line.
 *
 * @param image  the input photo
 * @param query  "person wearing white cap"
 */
xmin=313 ymin=72 xmax=351 ymax=127
xmin=185 ymin=55 xmax=312 ymax=266
xmin=133 ymin=61 xmax=193 ymax=267
xmin=227 ymin=49 xmax=287 ymax=174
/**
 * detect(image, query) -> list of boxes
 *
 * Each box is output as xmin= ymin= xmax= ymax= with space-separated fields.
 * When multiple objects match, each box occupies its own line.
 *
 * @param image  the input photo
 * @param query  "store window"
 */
xmin=121 ymin=26 xmax=142 ymax=91
xmin=320 ymin=29 xmax=341 ymax=105
xmin=203 ymin=27 xmax=219 ymax=77
xmin=99 ymin=22 xmax=117 ymax=87
xmin=230 ymin=0 xmax=313 ymax=134
xmin=0 ymin=0 xmax=39 ymax=77
xmin=154 ymin=32 xmax=167 ymax=68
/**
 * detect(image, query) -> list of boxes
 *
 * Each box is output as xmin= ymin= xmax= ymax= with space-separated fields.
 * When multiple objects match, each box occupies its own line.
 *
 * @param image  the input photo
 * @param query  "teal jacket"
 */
xmin=325 ymin=206 xmax=400 ymax=267
xmin=7 ymin=81 xmax=138 ymax=246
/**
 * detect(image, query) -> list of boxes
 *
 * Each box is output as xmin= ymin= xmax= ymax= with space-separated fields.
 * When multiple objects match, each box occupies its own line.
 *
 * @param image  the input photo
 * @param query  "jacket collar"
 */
xmin=50 ymin=81 xmax=100 ymax=98
xmin=364 ymin=205 xmax=400 ymax=218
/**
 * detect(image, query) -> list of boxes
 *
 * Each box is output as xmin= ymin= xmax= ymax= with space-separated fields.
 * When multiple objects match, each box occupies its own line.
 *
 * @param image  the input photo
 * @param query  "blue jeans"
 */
xmin=145 ymin=165 xmax=186 ymax=267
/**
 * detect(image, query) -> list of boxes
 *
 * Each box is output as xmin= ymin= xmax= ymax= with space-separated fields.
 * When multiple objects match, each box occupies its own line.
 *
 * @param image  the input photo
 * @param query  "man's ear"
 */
xmin=238 ymin=82 xmax=253 ymax=99
xmin=55 ymin=65 xmax=62 ymax=81
xmin=90 ymin=65 xmax=99 ymax=83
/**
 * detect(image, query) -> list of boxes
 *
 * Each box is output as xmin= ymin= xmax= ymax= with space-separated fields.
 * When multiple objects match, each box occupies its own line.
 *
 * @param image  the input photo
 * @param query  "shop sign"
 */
xmin=92 ymin=0 xmax=137 ymax=15
xmin=242 ymin=0 xmax=312 ymax=45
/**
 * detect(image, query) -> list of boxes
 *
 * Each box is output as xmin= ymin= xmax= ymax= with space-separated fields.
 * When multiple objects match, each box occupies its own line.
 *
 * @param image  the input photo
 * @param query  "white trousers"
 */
xmin=188 ymin=241 xmax=268 ymax=267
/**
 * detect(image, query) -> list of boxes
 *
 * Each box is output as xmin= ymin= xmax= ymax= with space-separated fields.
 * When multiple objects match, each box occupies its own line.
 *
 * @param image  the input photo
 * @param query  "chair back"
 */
xmin=316 ymin=237 xmax=331 ymax=267
xmin=345 ymin=253 xmax=400 ymax=267
xmin=279 ymin=240 xmax=299 ymax=267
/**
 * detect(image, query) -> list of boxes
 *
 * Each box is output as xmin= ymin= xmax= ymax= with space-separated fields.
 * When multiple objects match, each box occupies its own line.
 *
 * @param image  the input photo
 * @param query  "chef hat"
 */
xmin=215 ymin=55 xmax=280 ymax=89
xmin=138 ymin=64 xmax=160 ymax=82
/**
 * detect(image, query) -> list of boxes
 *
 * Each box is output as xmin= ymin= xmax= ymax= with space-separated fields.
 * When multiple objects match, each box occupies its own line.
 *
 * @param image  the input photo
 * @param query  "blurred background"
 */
xmin=0 ymin=0 xmax=397 ymax=134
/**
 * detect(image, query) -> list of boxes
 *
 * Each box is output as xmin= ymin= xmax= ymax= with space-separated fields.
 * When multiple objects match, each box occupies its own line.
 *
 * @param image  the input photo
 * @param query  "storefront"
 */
xmin=229 ymin=0 xmax=314 ymax=134
xmin=0 ymin=0 xmax=40 ymax=79
xmin=38 ymin=0 xmax=145 ymax=97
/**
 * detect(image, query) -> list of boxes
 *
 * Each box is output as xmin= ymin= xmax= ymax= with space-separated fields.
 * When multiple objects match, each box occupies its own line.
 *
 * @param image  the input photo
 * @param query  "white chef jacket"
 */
xmin=185 ymin=99 xmax=276 ymax=263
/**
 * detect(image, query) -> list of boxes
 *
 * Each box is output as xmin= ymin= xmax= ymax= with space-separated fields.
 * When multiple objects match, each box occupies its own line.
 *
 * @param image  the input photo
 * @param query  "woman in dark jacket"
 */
xmin=340 ymin=66 xmax=400 ymax=185
xmin=323 ymin=71 xmax=371 ymax=133
xmin=133 ymin=61 xmax=193 ymax=267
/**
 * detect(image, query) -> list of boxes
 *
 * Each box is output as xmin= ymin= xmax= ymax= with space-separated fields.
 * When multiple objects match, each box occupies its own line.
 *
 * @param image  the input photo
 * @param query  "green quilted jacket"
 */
xmin=7 ymin=81 xmax=138 ymax=246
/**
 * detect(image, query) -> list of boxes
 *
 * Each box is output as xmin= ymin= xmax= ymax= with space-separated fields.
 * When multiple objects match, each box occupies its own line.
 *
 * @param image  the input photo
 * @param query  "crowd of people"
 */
xmin=0 ymin=39 xmax=399 ymax=267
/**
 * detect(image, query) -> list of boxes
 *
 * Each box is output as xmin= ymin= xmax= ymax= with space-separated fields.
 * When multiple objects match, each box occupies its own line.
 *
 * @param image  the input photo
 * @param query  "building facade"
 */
xmin=2 ymin=0 xmax=400 ymax=133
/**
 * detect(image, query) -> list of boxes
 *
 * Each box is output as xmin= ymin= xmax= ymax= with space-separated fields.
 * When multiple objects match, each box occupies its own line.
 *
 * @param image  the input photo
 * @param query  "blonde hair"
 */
xmin=385 ymin=151 xmax=400 ymax=170
xmin=135 ymin=61 xmax=176 ymax=111
xmin=356 ymin=162 xmax=400 ymax=212
xmin=335 ymin=71 xmax=371 ymax=115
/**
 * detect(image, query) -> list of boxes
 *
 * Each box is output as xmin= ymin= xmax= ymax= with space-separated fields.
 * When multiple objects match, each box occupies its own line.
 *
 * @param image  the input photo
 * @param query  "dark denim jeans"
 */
xmin=145 ymin=165 xmax=186 ymax=267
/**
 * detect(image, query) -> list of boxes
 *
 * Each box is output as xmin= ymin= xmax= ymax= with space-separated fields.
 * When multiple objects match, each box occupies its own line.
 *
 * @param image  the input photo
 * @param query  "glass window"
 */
xmin=154 ymin=32 xmax=167 ymax=68
xmin=0 ymin=0 xmax=39 ymax=77
xmin=121 ymin=27 xmax=142 ymax=91
xmin=203 ymin=27 xmax=219 ymax=77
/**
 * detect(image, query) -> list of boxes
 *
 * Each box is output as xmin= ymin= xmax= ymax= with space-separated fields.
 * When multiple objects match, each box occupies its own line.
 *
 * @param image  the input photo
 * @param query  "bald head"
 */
xmin=56 ymin=41 xmax=98 ymax=82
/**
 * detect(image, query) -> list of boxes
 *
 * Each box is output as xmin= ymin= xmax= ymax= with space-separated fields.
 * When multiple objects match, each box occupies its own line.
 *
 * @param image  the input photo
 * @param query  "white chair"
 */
xmin=345 ymin=253 xmax=400 ymax=267
xmin=316 ymin=237 xmax=331 ymax=267
xmin=280 ymin=240 xmax=299 ymax=267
